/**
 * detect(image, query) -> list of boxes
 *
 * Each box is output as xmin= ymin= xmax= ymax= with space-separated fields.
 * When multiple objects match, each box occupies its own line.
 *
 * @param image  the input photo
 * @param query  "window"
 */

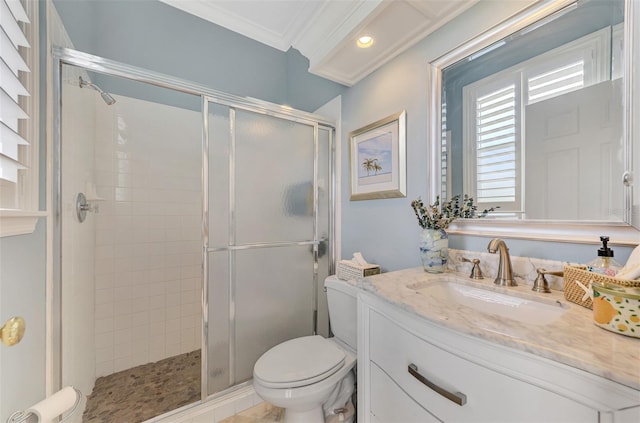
xmin=527 ymin=60 xmax=584 ymax=104
xmin=441 ymin=99 xmax=449 ymax=198
xmin=0 ymin=0 xmax=41 ymax=236
xmin=464 ymin=75 xmax=522 ymax=213
xmin=475 ymin=84 xmax=519 ymax=204
xmin=462 ymin=27 xmax=611 ymax=215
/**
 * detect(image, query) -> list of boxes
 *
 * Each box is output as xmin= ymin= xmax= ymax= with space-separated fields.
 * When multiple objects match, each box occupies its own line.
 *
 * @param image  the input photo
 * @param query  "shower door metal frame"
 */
xmin=52 ymin=47 xmax=336 ymax=411
xmin=203 ymin=97 xmax=329 ymax=394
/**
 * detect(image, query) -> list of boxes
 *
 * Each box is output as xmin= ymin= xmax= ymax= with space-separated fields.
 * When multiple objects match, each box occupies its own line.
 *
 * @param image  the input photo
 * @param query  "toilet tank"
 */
xmin=325 ymin=276 xmax=358 ymax=351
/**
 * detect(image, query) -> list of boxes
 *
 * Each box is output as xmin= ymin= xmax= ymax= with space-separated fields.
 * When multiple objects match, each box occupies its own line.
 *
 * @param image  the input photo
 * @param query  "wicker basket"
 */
xmin=563 ymin=264 xmax=640 ymax=309
xmin=336 ymin=260 xmax=380 ymax=281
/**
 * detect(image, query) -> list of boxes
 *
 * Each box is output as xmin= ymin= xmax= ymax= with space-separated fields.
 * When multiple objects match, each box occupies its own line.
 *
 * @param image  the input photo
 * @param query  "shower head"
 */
xmin=79 ymin=76 xmax=116 ymax=105
xmin=100 ymin=91 xmax=117 ymax=106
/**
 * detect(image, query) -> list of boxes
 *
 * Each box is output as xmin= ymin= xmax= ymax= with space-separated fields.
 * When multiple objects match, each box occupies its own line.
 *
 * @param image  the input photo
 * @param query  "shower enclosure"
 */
xmin=205 ymin=103 xmax=333 ymax=395
xmin=53 ymin=48 xmax=335 ymax=420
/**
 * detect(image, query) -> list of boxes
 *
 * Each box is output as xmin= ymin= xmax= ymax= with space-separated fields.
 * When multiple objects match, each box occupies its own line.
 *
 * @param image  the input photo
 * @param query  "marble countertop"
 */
xmin=355 ymin=267 xmax=640 ymax=391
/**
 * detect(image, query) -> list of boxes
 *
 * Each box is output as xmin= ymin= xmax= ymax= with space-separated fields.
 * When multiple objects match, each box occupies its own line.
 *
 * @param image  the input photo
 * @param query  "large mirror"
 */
xmin=429 ymin=0 xmax=639 ymax=244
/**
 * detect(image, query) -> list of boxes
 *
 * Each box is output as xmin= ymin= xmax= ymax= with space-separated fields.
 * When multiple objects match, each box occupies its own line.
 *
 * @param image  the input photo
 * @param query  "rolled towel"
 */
xmin=25 ymin=386 xmax=80 ymax=423
xmin=617 ymin=244 xmax=640 ymax=280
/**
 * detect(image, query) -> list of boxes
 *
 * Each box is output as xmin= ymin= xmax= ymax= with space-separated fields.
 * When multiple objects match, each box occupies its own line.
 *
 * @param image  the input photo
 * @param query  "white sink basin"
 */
xmin=411 ymin=279 xmax=567 ymax=325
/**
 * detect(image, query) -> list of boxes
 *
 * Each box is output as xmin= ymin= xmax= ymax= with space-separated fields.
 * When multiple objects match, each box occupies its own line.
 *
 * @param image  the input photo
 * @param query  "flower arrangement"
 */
xmin=411 ymin=194 xmax=497 ymax=230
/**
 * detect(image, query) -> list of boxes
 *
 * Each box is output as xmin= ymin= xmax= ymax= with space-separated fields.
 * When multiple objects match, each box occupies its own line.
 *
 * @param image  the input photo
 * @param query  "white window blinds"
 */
xmin=0 ymin=0 xmax=30 ymax=184
xmin=441 ymin=100 xmax=448 ymax=198
xmin=527 ymin=60 xmax=584 ymax=104
xmin=474 ymin=84 xmax=519 ymax=206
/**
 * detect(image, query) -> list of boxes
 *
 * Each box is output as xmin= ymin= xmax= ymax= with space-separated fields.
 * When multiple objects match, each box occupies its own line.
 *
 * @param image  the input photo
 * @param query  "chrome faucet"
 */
xmin=487 ymin=238 xmax=517 ymax=286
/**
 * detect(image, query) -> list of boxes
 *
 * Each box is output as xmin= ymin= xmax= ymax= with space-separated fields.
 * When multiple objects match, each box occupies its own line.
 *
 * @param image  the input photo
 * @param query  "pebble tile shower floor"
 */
xmin=83 ymin=350 xmax=201 ymax=422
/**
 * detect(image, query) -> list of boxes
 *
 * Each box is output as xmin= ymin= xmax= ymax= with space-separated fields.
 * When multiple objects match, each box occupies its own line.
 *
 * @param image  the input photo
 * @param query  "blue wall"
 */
xmin=0 ymin=2 xmax=49 ymax=416
xmin=52 ymin=0 xmax=346 ymax=113
xmin=0 ymin=221 xmax=47 ymax=419
xmin=340 ymin=0 xmax=636 ymax=272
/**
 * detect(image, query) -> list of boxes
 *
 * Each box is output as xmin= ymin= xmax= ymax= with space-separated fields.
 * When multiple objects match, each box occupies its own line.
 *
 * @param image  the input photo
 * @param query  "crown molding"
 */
xmin=159 ymin=0 xmax=319 ymax=52
xmin=294 ymin=0 xmax=384 ymax=70
xmin=160 ymin=0 xmax=479 ymax=87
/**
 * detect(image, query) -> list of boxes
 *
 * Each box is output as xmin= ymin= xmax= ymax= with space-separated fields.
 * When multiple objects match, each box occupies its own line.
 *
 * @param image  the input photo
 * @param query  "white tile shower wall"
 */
xmin=93 ymin=94 xmax=202 ymax=376
xmin=61 ymin=83 xmax=98 ymax=397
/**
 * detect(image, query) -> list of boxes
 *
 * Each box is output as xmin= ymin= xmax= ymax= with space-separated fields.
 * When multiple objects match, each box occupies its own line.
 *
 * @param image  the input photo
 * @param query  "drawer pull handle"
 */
xmin=408 ymin=363 xmax=467 ymax=406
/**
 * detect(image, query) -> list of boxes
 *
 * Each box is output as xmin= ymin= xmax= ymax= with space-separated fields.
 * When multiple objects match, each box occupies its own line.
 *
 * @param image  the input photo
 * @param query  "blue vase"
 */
xmin=419 ymin=228 xmax=448 ymax=273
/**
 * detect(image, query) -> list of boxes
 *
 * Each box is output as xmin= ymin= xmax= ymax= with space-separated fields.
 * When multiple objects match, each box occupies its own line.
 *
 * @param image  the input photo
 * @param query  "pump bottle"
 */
xmin=587 ymin=236 xmax=622 ymax=276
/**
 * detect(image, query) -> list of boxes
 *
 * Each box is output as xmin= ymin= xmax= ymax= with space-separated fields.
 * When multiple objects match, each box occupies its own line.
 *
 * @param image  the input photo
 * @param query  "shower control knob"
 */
xmin=76 ymin=192 xmax=99 ymax=222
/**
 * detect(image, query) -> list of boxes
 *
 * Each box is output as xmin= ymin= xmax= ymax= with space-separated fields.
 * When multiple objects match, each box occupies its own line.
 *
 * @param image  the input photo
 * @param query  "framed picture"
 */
xmin=349 ymin=110 xmax=407 ymax=200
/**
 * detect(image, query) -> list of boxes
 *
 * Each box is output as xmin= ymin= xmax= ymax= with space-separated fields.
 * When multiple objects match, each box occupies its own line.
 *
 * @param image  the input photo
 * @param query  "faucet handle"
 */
xmin=461 ymin=257 xmax=484 ymax=280
xmin=532 ymin=268 xmax=564 ymax=293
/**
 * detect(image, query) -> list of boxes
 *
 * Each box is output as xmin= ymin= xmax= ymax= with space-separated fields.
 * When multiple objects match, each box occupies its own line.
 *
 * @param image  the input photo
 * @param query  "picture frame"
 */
xmin=349 ymin=110 xmax=407 ymax=200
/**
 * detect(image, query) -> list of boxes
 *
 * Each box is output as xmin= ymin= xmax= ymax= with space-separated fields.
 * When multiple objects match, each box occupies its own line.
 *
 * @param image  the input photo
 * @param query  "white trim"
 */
xmin=447 ymin=219 xmax=640 ymax=246
xmin=0 ymin=210 xmax=46 ymax=237
xmin=158 ymin=0 xmax=313 ymax=52
xmin=293 ymin=0 xmax=383 ymax=61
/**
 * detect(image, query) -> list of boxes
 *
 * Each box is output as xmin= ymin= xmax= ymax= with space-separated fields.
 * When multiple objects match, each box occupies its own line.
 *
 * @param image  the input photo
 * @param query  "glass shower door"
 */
xmin=206 ymin=102 xmax=322 ymax=396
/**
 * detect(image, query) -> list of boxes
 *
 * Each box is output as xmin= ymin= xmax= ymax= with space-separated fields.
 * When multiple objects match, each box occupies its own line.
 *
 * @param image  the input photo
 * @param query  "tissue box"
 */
xmin=336 ymin=260 xmax=380 ymax=280
xmin=592 ymin=282 xmax=640 ymax=338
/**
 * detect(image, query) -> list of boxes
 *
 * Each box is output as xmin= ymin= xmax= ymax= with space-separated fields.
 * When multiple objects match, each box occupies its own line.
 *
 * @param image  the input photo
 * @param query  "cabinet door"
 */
xmin=370 ymin=361 xmax=441 ymax=423
xmin=369 ymin=310 xmax=598 ymax=423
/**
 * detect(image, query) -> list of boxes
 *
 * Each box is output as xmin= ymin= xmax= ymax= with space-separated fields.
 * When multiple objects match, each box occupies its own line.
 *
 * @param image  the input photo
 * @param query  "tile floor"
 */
xmin=83 ymin=350 xmax=201 ymax=422
xmin=218 ymin=402 xmax=284 ymax=423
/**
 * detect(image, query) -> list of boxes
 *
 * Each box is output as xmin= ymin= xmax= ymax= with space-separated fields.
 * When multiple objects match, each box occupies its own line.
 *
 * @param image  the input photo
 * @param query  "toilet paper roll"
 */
xmin=25 ymin=386 xmax=79 ymax=423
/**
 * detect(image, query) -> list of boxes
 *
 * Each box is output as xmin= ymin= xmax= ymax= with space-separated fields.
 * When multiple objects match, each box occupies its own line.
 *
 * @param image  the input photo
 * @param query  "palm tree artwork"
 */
xmin=362 ymin=158 xmax=383 ymax=176
xmin=356 ymin=131 xmax=393 ymax=184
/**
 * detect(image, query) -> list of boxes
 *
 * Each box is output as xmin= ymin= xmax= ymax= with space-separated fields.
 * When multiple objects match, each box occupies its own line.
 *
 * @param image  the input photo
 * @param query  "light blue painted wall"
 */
xmin=340 ymin=0 xmax=636 ymax=272
xmin=52 ymin=0 xmax=346 ymax=112
xmin=0 ymin=221 xmax=47 ymax=420
xmin=0 ymin=2 xmax=49 ymax=416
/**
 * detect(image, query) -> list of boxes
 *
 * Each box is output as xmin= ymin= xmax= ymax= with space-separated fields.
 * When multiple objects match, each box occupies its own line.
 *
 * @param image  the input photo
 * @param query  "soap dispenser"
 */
xmin=587 ymin=236 xmax=622 ymax=276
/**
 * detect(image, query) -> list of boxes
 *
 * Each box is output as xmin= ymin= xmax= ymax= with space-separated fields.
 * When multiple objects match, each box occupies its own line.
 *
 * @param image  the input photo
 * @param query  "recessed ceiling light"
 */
xmin=357 ymin=36 xmax=374 ymax=48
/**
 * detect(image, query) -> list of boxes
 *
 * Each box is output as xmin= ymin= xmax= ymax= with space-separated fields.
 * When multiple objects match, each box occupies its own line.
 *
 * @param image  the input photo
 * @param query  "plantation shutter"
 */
xmin=0 ymin=0 xmax=30 ymax=183
xmin=474 ymin=84 xmax=519 ymax=208
xmin=441 ymin=100 xmax=448 ymax=198
xmin=527 ymin=60 xmax=585 ymax=104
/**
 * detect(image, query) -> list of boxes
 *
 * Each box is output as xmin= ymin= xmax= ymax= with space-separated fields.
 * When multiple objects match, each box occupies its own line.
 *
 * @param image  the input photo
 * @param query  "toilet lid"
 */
xmin=254 ymin=335 xmax=345 ymax=387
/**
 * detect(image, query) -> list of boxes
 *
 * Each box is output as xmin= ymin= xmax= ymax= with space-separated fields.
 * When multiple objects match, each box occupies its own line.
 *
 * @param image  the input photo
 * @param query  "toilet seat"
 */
xmin=254 ymin=335 xmax=345 ymax=388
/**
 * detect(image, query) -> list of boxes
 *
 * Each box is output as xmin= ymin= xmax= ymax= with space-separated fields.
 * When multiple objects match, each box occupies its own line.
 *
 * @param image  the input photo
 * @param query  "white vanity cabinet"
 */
xmin=358 ymin=292 xmax=640 ymax=423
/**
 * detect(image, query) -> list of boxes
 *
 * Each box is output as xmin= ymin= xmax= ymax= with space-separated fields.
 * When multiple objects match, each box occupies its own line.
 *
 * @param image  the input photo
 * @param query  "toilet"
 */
xmin=253 ymin=276 xmax=358 ymax=423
